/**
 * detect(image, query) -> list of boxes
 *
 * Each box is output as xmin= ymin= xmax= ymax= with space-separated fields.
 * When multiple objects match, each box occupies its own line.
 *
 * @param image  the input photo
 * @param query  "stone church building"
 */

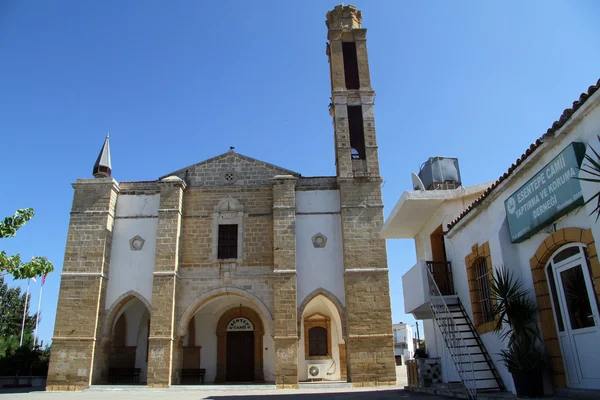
xmin=47 ymin=5 xmax=396 ymax=390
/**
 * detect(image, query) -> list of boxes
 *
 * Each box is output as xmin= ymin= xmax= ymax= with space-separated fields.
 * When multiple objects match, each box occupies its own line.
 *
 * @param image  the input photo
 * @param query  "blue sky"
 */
xmin=1 ymin=1 xmax=599 ymax=345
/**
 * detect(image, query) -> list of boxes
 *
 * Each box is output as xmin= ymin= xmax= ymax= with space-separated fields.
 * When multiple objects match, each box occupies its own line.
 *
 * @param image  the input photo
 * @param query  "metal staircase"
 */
xmin=425 ymin=265 xmax=505 ymax=399
xmin=446 ymin=300 xmax=505 ymax=394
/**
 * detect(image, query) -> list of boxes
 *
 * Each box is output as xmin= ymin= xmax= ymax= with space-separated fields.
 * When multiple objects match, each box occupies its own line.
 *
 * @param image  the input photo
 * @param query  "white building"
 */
xmin=382 ymin=78 xmax=600 ymax=397
xmin=392 ymin=322 xmax=414 ymax=364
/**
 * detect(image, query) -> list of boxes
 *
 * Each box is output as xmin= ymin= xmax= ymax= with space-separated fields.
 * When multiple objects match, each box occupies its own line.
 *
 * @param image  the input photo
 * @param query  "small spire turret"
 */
xmin=92 ymin=132 xmax=112 ymax=178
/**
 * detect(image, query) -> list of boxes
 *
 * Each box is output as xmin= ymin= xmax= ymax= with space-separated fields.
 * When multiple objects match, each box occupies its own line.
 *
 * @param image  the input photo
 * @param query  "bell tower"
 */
xmin=326 ymin=5 xmax=379 ymax=178
xmin=326 ymin=5 xmax=396 ymax=385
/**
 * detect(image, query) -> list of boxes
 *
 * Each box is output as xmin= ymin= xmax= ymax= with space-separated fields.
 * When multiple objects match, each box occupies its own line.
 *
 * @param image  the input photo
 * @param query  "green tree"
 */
xmin=0 ymin=342 xmax=51 ymax=377
xmin=0 ymin=277 xmax=38 ymax=357
xmin=0 ymin=208 xmax=53 ymax=279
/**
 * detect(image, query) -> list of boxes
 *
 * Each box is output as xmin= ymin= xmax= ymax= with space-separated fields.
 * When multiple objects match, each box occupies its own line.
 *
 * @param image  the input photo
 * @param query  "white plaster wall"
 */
xmin=422 ymin=319 xmax=438 ymax=357
xmin=298 ymin=296 xmax=344 ymax=381
xmin=106 ymin=195 xmax=159 ymax=309
xmin=403 ymin=261 xmax=428 ymax=315
xmin=296 ymin=190 xmax=345 ymax=307
xmin=393 ymin=324 xmax=414 ymax=359
xmin=296 ymin=191 xmax=341 ymax=214
xmin=116 ymin=194 xmax=160 ymax=217
xmin=189 ymin=296 xmax=275 ymax=383
xmin=421 ymin=318 xmax=461 ymax=383
xmin=116 ymin=300 xmax=150 ymax=382
xmin=122 ymin=301 xmax=147 ymax=346
xmin=443 ymin=97 xmax=600 ymax=394
xmin=194 ymin=312 xmax=218 ymax=382
xmin=135 ymin=313 xmax=149 ymax=382
xmin=413 ymin=194 xmax=486 ymax=262
xmin=405 ymin=325 xmax=415 ymax=357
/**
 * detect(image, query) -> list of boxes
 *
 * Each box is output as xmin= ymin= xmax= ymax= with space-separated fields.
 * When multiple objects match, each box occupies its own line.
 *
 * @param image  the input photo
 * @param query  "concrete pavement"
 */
xmin=3 ymin=385 xmax=442 ymax=399
xmin=1 ymin=366 xmax=423 ymax=399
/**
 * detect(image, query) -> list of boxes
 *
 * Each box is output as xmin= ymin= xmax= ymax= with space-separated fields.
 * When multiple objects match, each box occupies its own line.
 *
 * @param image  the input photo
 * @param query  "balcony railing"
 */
xmin=426 ymin=261 xmax=454 ymax=296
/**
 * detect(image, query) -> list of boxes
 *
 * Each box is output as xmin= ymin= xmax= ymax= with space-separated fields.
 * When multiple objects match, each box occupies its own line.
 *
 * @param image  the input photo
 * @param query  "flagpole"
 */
xmin=33 ymin=277 xmax=44 ymax=348
xmin=19 ymin=278 xmax=31 ymax=347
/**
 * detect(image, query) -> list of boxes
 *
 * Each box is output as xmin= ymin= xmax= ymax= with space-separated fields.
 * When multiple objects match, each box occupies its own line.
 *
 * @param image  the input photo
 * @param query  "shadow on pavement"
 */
xmin=0 ymin=386 xmax=46 ymax=394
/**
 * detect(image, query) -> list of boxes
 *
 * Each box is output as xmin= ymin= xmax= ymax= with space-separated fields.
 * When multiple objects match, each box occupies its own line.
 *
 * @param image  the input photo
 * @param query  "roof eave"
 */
xmin=446 ymin=85 xmax=600 ymax=237
xmin=381 ymin=182 xmax=493 ymax=239
xmin=158 ymin=151 xmax=301 ymax=180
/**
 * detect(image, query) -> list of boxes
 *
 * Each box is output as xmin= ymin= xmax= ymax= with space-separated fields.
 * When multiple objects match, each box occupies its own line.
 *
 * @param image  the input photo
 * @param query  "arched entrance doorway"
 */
xmin=545 ymin=243 xmax=600 ymax=389
xmin=216 ymin=306 xmax=264 ymax=383
xmin=529 ymin=227 xmax=600 ymax=389
xmin=107 ymin=297 xmax=150 ymax=384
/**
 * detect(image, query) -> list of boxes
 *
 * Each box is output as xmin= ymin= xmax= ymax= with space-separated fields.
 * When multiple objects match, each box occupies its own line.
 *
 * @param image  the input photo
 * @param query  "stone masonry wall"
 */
xmin=47 ymin=178 xmax=118 ymax=391
xmin=339 ymin=179 xmax=396 ymax=386
xmin=339 ymin=178 xmax=396 ymax=386
xmin=338 ymin=182 xmax=387 ymax=268
xmin=167 ymin=151 xmax=299 ymax=187
xmin=326 ymin=5 xmax=396 ymax=386
xmin=344 ymin=272 xmax=396 ymax=386
xmin=180 ymin=187 xmax=274 ymax=268
xmin=272 ymin=177 xmax=299 ymax=388
xmin=147 ymin=179 xmax=185 ymax=388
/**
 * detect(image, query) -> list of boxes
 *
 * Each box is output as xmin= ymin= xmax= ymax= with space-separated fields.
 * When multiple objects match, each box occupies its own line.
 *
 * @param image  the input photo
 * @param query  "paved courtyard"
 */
xmin=2 ymin=386 xmax=441 ymax=400
xmin=1 ymin=366 xmax=422 ymax=399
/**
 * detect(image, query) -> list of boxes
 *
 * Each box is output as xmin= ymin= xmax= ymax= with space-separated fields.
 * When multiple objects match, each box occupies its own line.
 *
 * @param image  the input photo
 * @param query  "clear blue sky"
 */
xmin=1 ymin=1 xmax=599 ymax=345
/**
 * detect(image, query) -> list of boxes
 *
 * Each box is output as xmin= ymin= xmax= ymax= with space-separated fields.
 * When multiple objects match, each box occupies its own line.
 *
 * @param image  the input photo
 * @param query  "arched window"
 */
xmin=308 ymin=327 xmax=328 ymax=356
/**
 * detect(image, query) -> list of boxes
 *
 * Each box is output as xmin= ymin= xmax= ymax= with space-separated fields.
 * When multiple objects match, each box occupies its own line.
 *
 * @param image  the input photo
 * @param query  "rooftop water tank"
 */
xmin=417 ymin=157 xmax=462 ymax=190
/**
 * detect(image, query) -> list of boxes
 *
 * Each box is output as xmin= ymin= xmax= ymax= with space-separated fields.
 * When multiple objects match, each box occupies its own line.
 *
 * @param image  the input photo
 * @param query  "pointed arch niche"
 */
xmin=298 ymin=292 xmax=346 ymax=381
xmin=107 ymin=296 xmax=151 ymax=383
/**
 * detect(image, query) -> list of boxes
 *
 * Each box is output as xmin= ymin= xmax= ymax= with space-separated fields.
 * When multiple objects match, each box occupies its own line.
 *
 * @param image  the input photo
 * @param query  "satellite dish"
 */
xmin=411 ymin=173 xmax=426 ymax=191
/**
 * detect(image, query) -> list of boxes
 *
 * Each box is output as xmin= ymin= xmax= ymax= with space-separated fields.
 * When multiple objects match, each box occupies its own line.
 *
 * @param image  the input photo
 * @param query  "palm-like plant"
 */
xmin=576 ymin=135 xmax=600 ymax=221
xmin=489 ymin=267 xmax=545 ymax=372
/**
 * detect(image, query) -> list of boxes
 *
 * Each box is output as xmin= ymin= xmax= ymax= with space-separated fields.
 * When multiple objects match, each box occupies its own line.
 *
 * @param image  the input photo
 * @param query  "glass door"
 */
xmin=547 ymin=244 xmax=600 ymax=389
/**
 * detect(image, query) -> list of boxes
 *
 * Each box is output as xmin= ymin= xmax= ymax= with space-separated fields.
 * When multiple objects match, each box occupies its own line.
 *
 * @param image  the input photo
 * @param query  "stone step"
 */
xmin=172 ymin=384 xmax=277 ymax=391
xmin=87 ymin=384 xmax=281 ymax=392
xmin=87 ymin=385 xmax=151 ymax=391
xmin=299 ymin=381 xmax=351 ymax=389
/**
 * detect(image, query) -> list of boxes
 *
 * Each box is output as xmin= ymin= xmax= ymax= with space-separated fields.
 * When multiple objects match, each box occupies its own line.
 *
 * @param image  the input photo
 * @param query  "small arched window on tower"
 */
xmin=308 ymin=327 xmax=328 ymax=357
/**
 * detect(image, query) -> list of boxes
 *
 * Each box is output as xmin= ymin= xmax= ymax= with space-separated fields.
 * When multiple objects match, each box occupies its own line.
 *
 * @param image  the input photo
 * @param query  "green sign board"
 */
xmin=505 ymin=142 xmax=587 ymax=243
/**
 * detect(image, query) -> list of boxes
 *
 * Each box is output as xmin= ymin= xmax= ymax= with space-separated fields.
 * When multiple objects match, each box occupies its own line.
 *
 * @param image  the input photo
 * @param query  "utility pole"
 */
xmin=415 ymin=322 xmax=421 ymax=347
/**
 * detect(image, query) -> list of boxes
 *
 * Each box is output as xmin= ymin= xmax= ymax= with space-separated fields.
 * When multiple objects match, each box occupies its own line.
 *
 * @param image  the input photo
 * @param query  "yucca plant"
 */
xmin=489 ymin=267 xmax=545 ymax=396
xmin=490 ymin=267 xmax=541 ymax=347
xmin=576 ymin=135 xmax=600 ymax=221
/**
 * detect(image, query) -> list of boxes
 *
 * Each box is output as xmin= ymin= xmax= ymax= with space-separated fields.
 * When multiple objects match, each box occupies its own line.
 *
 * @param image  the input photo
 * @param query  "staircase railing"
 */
xmin=425 ymin=262 xmax=476 ymax=400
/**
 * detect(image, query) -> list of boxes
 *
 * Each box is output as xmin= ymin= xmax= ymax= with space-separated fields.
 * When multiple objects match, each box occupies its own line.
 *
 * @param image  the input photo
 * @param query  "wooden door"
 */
xmin=226 ymin=331 xmax=254 ymax=382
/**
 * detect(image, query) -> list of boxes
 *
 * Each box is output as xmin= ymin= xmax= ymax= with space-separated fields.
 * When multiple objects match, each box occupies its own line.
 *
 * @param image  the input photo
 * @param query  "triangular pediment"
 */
xmin=305 ymin=312 xmax=330 ymax=322
xmin=159 ymin=151 xmax=300 ymax=187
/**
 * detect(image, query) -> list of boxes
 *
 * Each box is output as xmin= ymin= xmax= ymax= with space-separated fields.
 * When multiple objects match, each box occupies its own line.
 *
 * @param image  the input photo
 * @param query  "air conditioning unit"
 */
xmin=307 ymin=363 xmax=325 ymax=380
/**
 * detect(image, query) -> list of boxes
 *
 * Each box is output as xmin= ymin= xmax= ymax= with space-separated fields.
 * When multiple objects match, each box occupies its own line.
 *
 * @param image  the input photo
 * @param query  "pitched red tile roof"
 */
xmin=446 ymin=78 xmax=600 ymax=233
